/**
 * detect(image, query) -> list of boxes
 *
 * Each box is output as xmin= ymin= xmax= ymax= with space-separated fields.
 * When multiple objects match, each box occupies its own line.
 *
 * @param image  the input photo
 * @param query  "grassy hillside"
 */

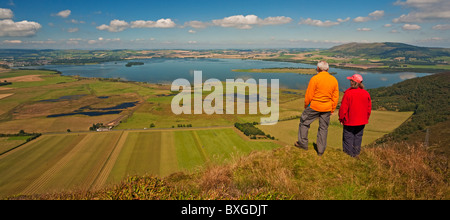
xmin=328 ymin=42 xmax=450 ymax=59
xmin=368 ymin=72 xmax=450 ymax=151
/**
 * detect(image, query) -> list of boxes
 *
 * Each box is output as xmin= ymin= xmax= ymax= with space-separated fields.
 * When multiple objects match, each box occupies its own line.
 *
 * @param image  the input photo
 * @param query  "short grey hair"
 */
xmin=317 ymin=61 xmax=329 ymax=71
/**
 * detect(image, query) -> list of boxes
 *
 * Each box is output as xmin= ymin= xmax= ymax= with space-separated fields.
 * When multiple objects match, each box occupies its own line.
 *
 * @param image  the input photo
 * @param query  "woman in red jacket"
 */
xmin=339 ymin=74 xmax=372 ymax=158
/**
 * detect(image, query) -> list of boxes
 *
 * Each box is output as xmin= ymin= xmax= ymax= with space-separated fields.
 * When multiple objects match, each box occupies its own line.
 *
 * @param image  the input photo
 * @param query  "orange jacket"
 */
xmin=304 ymin=71 xmax=339 ymax=113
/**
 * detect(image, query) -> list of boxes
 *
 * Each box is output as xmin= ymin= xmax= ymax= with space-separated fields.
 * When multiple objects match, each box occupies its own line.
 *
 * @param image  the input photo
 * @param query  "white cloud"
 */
xmin=54 ymin=9 xmax=71 ymax=18
xmin=384 ymin=24 xmax=392 ymax=27
xmin=0 ymin=19 xmax=42 ymax=37
xmin=353 ymin=10 xmax=385 ymax=22
xmin=353 ymin=16 xmax=371 ymax=22
xmin=370 ymin=10 xmax=385 ymax=17
xmin=188 ymin=29 xmax=196 ymax=34
xmin=0 ymin=8 xmax=13 ymax=19
xmin=98 ymin=18 xmax=177 ymax=32
xmin=188 ymin=41 xmax=197 ymax=44
xmin=3 ymin=39 xmax=22 ymax=44
xmin=393 ymin=0 xmax=450 ymax=23
xmin=88 ymin=37 xmax=121 ymax=45
xmin=260 ymin=16 xmax=292 ymax=25
xmin=357 ymin=28 xmax=372 ymax=31
xmin=299 ymin=17 xmax=349 ymax=27
xmin=212 ymin=15 xmax=292 ymax=29
xmin=402 ymin=24 xmax=421 ymax=30
xmin=130 ymin=18 xmax=176 ymax=28
xmin=97 ymin=19 xmax=129 ymax=32
xmin=433 ymin=24 xmax=450 ymax=30
xmin=213 ymin=15 xmax=259 ymax=29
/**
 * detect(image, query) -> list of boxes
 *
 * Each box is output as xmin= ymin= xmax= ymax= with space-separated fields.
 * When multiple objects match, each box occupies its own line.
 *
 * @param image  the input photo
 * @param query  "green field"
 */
xmin=0 ymin=128 xmax=279 ymax=198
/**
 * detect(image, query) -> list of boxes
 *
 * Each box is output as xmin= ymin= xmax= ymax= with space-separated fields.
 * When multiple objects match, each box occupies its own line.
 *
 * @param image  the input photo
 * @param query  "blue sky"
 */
xmin=0 ymin=0 xmax=449 ymax=49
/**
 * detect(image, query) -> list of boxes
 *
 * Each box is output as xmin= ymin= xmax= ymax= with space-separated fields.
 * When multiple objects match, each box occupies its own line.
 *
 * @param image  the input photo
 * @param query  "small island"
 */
xmin=232 ymin=67 xmax=333 ymax=75
xmin=125 ymin=62 xmax=144 ymax=67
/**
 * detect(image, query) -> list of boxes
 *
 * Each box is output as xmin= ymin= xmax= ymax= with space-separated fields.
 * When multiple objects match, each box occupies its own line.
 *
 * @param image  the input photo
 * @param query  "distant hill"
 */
xmin=327 ymin=42 xmax=450 ymax=59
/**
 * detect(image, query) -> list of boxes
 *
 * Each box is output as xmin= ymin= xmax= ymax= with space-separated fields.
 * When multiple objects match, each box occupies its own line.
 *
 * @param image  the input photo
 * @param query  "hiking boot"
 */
xmin=294 ymin=141 xmax=308 ymax=151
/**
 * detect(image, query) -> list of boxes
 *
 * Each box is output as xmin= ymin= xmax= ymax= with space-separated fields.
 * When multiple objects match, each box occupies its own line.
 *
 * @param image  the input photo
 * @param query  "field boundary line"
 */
xmin=90 ymin=131 xmax=129 ymax=191
xmin=20 ymin=134 xmax=94 ymax=195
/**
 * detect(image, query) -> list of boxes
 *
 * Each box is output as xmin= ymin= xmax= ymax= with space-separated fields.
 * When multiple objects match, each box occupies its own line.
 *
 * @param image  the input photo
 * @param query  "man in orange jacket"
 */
xmin=295 ymin=61 xmax=339 ymax=156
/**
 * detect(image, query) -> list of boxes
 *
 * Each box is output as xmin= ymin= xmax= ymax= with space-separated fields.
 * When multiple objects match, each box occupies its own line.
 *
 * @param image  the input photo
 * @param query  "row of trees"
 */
xmin=234 ymin=122 xmax=275 ymax=140
xmin=0 ymin=80 xmax=12 ymax=86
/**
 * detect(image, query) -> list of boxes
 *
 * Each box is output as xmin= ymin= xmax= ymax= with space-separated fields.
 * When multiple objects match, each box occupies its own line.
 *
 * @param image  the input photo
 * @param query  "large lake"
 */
xmin=25 ymin=58 xmax=431 ymax=91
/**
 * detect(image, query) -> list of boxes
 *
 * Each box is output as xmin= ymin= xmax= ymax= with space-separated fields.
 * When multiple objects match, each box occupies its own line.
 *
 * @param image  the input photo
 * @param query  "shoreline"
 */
xmin=258 ymin=58 xmax=447 ymax=73
xmin=232 ymin=68 xmax=317 ymax=75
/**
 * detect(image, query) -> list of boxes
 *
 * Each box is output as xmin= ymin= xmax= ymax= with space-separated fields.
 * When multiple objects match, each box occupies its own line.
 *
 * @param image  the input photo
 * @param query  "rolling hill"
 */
xmin=327 ymin=42 xmax=450 ymax=59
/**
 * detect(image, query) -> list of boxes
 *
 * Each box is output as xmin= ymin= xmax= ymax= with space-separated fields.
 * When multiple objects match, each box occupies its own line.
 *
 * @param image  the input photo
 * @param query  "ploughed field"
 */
xmin=0 ymin=128 xmax=279 ymax=197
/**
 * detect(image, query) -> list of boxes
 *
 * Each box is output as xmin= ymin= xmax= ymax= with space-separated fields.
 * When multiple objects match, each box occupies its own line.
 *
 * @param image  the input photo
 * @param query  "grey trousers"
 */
xmin=298 ymin=107 xmax=331 ymax=155
xmin=343 ymin=125 xmax=365 ymax=157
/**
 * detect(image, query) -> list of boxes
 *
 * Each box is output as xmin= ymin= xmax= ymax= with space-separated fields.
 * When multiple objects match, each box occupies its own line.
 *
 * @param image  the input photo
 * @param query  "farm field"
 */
xmin=0 ymin=127 xmax=279 ymax=198
xmin=0 ymin=69 xmax=158 ymax=133
xmin=0 ymin=69 xmax=299 ymax=133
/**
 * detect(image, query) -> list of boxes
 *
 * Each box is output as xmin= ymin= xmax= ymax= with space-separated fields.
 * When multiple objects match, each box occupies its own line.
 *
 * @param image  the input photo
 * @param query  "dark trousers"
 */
xmin=342 ymin=125 xmax=365 ymax=157
xmin=298 ymin=107 xmax=331 ymax=155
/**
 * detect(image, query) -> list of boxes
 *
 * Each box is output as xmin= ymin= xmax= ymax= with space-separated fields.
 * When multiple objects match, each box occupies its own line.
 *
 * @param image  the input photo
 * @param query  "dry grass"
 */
xmin=176 ymin=141 xmax=449 ymax=200
xmin=364 ymin=144 xmax=449 ymax=199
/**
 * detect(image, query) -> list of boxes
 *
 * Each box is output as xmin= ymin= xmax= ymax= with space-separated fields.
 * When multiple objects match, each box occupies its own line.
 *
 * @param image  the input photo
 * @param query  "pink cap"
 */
xmin=347 ymin=74 xmax=363 ymax=83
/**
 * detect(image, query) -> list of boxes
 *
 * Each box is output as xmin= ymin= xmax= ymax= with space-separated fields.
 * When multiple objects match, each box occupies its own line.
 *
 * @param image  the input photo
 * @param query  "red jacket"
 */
xmin=339 ymin=87 xmax=372 ymax=126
